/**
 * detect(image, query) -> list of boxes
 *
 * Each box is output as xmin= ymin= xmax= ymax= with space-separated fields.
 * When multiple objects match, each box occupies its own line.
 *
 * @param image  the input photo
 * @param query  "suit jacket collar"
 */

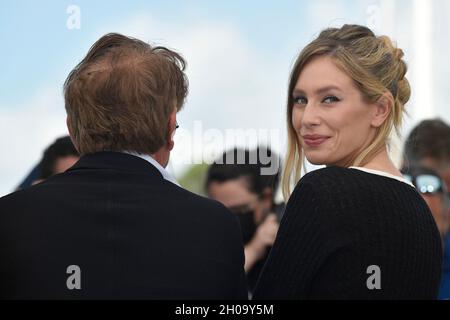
xmin=68 ymin=151 xmax=165 ymax=180
xmin=123 ymin=152 xmax=180 ymax=186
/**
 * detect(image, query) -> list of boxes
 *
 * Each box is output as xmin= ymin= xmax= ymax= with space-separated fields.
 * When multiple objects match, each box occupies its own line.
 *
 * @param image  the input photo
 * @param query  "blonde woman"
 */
xmin=253 ymin=25 xmax=442 ymax=299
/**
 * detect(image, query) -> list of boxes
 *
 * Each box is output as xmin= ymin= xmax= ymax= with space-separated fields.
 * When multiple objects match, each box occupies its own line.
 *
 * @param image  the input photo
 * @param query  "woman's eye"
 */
xmin=294 ymin=96 xmax=307 ymax=105
xmin=322 ymin=96 xmax=340 ymax=104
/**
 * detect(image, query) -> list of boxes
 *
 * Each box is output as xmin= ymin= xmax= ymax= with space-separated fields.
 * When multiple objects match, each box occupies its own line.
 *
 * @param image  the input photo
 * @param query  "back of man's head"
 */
xmin=64 ymin=33 xmax=188 ymax=155
xmin=403 ymin=118 xmax=450 ymax=170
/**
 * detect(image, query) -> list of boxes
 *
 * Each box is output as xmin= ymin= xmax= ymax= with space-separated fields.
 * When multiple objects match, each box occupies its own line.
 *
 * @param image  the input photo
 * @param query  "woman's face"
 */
xmin=291 ymin=55 xmax=381 ymax=167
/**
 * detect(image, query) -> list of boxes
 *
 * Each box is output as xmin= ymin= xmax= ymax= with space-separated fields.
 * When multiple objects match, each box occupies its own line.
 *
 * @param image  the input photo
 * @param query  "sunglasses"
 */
xmin=403 ymin=174 xmax=446 ymax=195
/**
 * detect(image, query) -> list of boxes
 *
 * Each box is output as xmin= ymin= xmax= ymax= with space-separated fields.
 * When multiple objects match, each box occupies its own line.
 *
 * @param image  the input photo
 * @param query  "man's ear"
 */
xmin=371 ymin=91 xmax=393 ymax=128
xmin=166 ymin=110 xmax=177 ymax=151
xmin=66 ymin=116 xmax=80 ymax=153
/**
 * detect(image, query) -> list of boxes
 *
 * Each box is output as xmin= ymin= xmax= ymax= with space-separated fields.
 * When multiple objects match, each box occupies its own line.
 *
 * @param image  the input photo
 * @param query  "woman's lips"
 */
xmin=303 ymin=135 xmax=329 ymax=147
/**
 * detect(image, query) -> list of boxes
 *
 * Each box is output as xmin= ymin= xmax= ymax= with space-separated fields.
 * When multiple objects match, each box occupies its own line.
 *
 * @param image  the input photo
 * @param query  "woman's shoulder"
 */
xmin=301 ymin=166 xmax=348 ymax=181
xmin=286 ymin=167 xmax=364 ymax=237
xmin=288 ymin=167 xmax=356 ymax=212
xmin=293 ymin=165 xmax=416 ymax=202
xmin=300 ymin=166 xmax=413 ymax=188
xmin=298 ymin=166 xmax=358 ymax=188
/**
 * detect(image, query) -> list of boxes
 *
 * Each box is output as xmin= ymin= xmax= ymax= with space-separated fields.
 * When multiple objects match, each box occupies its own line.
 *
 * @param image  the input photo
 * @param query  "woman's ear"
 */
xmin=371 ymin=91 xmax=393 ymax=128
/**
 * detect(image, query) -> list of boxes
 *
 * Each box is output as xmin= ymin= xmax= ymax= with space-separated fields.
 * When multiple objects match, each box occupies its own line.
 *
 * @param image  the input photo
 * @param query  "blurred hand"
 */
xmin=253 ymin=214 xmax=279 ymax=248
xmin=246 ymin=214 xmax=279 ymax=265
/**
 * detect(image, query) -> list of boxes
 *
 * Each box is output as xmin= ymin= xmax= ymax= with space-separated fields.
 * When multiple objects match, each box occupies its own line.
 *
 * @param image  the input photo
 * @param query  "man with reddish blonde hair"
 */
xmin=0 ymin=33 xmax=247 ymax=299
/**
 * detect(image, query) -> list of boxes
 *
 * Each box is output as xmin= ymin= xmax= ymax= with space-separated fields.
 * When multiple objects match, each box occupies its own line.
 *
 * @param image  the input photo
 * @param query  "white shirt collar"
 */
xmin=349 ymin=166 xmax=415 ymax=188
xmin=122 ymin=151 xmax=180 ymax=187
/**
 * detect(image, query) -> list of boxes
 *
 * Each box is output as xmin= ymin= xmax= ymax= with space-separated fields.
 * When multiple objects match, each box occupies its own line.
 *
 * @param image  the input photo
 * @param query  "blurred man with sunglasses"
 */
xmin=404 ymin=119 xmax=450 ymax=199
xmin=401 ymin=166 xmax=450 ymax=237
xmin=403 ymin=118 xmax=450 ymax=299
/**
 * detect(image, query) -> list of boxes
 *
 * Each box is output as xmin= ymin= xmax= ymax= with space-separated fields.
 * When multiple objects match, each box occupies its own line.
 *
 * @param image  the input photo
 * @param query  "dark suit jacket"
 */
xmin=0 ymin=152 xmax=247 ymax=299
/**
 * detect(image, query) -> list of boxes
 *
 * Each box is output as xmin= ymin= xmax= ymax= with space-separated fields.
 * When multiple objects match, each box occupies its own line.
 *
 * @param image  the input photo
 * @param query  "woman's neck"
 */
xmin=356 ymin=146 xmax=403 ymax=178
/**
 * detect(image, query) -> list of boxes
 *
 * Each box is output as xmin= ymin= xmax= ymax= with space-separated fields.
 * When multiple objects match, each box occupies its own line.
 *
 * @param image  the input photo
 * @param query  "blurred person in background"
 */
xmin=15 ymin=136 xmax=79 ymax=189
xmin=32 ymin=135 xmax=79 ymax=185
xmin=403 ymin=119 xmax=450 ymax=195
xmin=401 ymin=166 xmax=449 ymax=238
xmin=0 ymin=33 xmax=247 ymax=299
xmin=403 ymin=119 xmax=450 ymax=299
xmin=38 ymin=136 xmax=79 ymax=180
xmin=206 ymin=147 xmax=283 ymax=297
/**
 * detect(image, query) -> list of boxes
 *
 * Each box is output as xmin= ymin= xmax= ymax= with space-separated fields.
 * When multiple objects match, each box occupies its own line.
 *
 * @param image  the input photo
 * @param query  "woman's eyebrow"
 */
xmin=293 ymin=85 xmax=342 ymax=96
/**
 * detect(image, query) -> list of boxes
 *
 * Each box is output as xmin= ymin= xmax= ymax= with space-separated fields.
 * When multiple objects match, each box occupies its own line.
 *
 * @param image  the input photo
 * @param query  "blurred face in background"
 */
xmin=291 ymin=55 xmax=383 ymax=167
xmin=420 ymin=157 xmax=450 ymax=193
xmin=442 ymin=169 xmax=450 ymax=194
xmin=54 ymin=155 xmax=79 ymax=174
xmin=207 ymin=177 xmax=272 ymax=244
xmin=404 ymin=171 xmax=450 ymax=236
xmin=32 ymin=155 xmax=79 ymax=186
xmin=423 ymin=193 xmax=448 ymax=236
xmin=416 ymin=160 xmax=450 ymax=236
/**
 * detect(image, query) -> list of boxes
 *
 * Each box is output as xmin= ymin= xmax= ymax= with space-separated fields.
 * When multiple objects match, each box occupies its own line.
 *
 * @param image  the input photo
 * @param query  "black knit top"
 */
xmin=253 ymin=166 xmax=443 ymax=300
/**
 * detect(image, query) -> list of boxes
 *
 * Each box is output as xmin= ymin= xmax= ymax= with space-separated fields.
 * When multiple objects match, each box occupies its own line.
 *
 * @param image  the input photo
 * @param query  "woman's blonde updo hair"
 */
xmin=282 ymin=24 xmax=411 ymax=200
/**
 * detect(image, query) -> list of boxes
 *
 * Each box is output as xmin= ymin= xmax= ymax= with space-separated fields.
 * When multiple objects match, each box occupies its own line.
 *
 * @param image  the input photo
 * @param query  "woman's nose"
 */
xmin=301 ymin=103 xmax=321 ymax=127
